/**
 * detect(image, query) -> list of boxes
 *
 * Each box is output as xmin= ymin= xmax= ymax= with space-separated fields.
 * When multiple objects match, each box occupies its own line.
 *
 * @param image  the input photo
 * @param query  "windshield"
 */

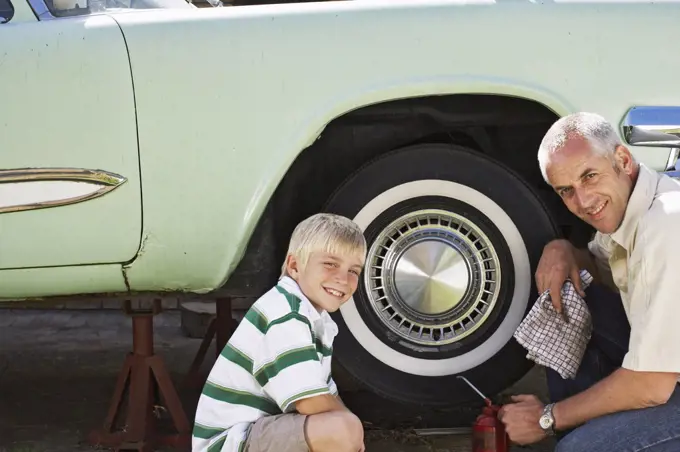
xmin=48 ymin=0 xmax=209 ymax=18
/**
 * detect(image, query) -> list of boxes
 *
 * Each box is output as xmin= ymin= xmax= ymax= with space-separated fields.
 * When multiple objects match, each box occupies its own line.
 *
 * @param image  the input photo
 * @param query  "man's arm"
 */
xmin=502 ymin=224 xmax=678 ymax=444
xmin=497 ymin=368 xmax=679 ymax=445
xmin=538 ymin=236 xmax=620 ymax=304
xmin=536 ymin=239 xmax=609 ymax=313
xmin=553 ymin=368 xmax=679 ymax=431
xmin=556 ymin=236 xmax=609 ymax=287
xmin=573 ymin=246 xmax=599 ymax=281
xmin=574 ymin=244 xmax=622 ymax=293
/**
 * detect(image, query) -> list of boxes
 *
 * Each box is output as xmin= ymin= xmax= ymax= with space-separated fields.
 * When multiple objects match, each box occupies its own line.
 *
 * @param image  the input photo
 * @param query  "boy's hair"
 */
xmin=281 ymin=213 xmax=367 ymax=277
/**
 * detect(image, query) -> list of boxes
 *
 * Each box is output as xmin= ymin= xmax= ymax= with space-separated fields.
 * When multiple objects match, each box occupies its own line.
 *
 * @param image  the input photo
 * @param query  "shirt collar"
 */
xmin=277 ymin=275 xmax=324 ymax=323
xmin=609 ymin=163 xmax=659 ymax=250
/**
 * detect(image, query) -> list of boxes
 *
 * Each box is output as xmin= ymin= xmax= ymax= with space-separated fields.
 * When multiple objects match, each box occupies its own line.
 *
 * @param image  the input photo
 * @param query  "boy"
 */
xmin=192 ymin=213 xmax=367 ymax=452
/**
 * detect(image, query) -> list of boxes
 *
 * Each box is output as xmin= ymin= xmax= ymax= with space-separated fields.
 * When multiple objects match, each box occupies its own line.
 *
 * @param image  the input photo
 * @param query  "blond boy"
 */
xmin=192 ymin=213 xmax=367 ymax=452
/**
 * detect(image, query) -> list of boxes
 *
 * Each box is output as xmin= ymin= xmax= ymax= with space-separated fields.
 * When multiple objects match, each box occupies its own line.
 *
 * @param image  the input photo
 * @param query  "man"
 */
xmin=498 ymin=112 xmax=680 ymax=452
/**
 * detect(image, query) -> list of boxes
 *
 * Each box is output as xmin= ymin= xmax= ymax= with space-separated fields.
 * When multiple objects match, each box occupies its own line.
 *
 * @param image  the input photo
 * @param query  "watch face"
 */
xmin=539 ymin=415 xmax=553 ymax=429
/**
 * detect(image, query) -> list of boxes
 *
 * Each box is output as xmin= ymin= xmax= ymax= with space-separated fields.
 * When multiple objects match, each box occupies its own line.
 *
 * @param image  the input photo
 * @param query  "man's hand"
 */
xmin=535 ymin=239 xmax=586 ymax=315
xmin=498 ymin=395 xmax=547 ymax=445
xmin=550 ymin=368 xmax=679 ymax=431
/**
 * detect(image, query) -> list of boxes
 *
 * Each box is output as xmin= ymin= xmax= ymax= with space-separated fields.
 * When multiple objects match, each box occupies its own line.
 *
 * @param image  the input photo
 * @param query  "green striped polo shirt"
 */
xmin=192 ymin=276 xmax=339 ymax=452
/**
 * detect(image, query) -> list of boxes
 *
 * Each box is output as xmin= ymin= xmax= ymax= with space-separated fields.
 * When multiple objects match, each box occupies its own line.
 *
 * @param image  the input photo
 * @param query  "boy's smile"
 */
xmin=286 ymin=250 xmax=364 ymax=312
xmin=324 ymin=287 xmax=345 ymax=298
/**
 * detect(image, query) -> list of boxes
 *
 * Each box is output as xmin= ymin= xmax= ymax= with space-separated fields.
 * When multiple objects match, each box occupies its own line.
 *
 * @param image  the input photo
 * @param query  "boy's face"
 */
xmin=286 ymin=250 xmax=364 ymax=312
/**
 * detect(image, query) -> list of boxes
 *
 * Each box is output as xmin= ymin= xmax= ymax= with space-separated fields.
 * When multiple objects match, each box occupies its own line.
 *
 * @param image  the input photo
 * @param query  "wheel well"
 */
xmin=219 ymin=93 xmax=593 ymax=297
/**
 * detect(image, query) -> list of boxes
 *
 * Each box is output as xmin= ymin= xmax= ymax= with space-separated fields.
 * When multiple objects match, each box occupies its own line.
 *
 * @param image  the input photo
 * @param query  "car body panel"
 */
xmin=3 ymin=0 xmax=35 ymax=23
xmin=0 ymin=263 xmax=127 ymax=300
xmin=0 ymin=14 xmax=142 ymax=271
xmin=0 ymin=0 xmax=678 ymax=299
xmin=114 ymin=1 xmax=677 ymax=293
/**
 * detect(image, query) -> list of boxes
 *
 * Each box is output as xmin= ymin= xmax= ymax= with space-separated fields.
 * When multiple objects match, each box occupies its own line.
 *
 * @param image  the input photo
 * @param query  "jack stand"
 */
xmin=88 ymin=299 xmax=191 ymax=452
xmin=183 ymin=297 xmax=237 ymax=391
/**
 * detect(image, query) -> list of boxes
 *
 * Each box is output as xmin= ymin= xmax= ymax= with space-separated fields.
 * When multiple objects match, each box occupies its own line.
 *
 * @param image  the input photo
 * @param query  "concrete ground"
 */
xmin=0 ymin=309 xmax=556 ymax=452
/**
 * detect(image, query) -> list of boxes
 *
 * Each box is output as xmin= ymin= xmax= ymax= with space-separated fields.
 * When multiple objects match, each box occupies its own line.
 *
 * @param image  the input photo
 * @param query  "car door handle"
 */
xmin=621 ymin=106 xmax=680 ymax=148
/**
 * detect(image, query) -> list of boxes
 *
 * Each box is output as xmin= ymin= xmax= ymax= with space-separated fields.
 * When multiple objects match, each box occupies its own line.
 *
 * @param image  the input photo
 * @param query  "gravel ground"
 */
xmin=0 ymin=309 xmax=556 ymax=452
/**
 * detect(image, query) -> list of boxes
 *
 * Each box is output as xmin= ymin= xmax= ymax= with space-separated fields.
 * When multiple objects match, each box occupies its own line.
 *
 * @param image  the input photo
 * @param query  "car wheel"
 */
xmin=323 ymin=143 xmax=558 ymax=408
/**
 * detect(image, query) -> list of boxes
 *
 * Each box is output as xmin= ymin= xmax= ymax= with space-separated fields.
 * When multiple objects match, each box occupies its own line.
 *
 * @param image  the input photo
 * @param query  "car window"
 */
xmin=0 ymin=0 xmax=13 ymax=23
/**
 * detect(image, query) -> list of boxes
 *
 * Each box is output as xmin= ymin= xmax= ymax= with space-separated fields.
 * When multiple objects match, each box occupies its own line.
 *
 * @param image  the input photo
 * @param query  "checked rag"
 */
xmin=514 ymin=269 xmax=594 ymax=380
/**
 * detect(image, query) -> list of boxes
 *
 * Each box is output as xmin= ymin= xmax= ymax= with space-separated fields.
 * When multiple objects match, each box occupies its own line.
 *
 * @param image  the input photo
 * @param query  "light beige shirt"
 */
xmin=588 ymin=163 xmax=680 ymax=373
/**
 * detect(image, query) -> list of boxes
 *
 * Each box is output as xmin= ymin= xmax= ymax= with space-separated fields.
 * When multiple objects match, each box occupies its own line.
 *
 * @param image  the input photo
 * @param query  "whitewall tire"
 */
xmin=323 ymin=143 xmax=558 ymax=408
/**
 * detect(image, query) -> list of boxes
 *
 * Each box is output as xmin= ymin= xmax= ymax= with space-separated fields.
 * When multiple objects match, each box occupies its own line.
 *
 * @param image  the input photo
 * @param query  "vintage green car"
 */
xmin=2 ymin=0 xmax=680 ymax=414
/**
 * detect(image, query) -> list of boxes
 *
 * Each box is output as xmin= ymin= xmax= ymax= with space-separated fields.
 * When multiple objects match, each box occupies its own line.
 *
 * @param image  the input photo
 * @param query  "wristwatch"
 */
xmin=539 ymin=403 xmax=556 ymax=436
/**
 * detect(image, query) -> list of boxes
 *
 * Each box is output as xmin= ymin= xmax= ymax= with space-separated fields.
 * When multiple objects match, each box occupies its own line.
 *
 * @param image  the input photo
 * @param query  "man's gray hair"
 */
xmin=537 ymin=112 xmax=625 ymax=183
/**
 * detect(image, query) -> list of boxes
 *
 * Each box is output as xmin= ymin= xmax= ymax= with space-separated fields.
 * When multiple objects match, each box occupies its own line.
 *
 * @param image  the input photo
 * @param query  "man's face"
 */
xmin=546 ymin=137 xmax=636 ymax=234
xmin=286 ymin=250 xmax=364 ymax=313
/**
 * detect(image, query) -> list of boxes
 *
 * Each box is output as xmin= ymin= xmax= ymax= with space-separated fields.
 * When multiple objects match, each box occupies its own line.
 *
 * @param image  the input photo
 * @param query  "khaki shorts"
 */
xmin=244 ymin=413 xmax=309 ymax=452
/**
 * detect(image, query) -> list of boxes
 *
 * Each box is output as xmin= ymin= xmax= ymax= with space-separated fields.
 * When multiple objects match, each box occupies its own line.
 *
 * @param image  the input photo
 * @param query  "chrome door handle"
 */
xmin=621 ymin=106 xmax=680 ymax=148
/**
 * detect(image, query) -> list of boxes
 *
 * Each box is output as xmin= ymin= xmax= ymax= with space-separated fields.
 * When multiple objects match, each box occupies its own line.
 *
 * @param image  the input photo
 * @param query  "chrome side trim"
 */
xmin=621 ymin=106 xmax=680 ymax=148
xmin=0 ymin=168 xmax=127 ymax=214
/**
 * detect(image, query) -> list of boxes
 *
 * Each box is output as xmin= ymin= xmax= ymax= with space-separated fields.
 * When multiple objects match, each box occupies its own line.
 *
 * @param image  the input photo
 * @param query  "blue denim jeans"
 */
xmin=546 ymin=284 xmax=680 ymax=452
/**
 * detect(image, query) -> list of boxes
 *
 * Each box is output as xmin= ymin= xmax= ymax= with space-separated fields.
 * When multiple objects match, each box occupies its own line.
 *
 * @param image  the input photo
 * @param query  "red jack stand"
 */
xmin=88 ymin=299 xmax=191 ymax=452
xmin=183 ymin=297 xmax=237 ymax=391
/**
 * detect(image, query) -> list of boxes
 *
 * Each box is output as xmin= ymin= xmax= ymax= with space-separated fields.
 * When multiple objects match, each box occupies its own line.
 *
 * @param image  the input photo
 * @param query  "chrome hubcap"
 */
xmin=364 ymin=209 xmax=502 ymax=346
xmin=394 ymin=240 xmax=470 ymax=316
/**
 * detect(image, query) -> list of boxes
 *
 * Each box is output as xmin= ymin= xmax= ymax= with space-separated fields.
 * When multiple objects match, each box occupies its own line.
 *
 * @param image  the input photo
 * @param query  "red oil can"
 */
xmin=457 ymin=376 xmax=510 ymax=452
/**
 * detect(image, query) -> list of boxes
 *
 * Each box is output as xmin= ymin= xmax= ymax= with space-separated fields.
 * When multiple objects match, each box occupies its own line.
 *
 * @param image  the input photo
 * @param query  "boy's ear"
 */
xmin=286 ymin=254 xmax=300 ymax=279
